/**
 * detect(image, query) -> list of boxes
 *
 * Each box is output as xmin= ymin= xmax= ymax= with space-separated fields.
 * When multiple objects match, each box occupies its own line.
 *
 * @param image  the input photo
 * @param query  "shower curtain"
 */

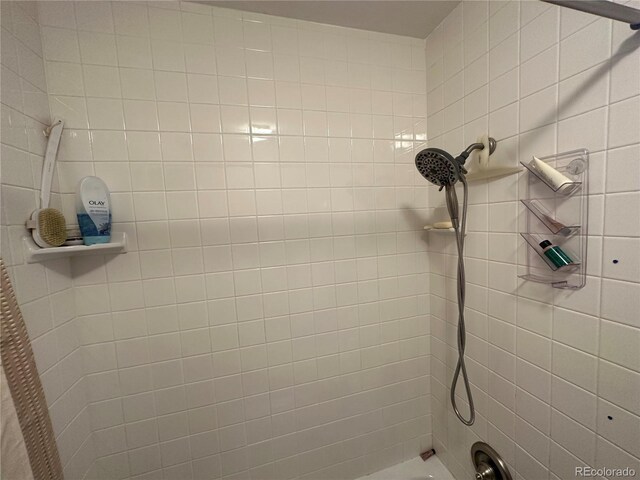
xmin=2 ymin=364 xmax=35 ymax=480
xmin=0 ymin=259 xmax=64 ymax=480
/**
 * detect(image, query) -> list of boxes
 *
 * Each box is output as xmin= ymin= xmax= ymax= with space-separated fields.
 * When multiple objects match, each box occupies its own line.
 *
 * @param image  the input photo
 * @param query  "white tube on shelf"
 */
xmin=530 ymin=156 xmax=572 ymax=190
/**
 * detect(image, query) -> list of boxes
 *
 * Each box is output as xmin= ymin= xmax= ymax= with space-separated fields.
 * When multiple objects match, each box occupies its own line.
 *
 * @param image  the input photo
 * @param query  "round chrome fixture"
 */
xmin=471 ymin=442 xmax=513 ymax=480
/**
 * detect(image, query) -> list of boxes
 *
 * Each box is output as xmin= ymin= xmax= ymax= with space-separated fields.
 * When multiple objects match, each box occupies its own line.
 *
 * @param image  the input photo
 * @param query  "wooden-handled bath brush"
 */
xmin=25 ymin=120 xmax=67 ymax=248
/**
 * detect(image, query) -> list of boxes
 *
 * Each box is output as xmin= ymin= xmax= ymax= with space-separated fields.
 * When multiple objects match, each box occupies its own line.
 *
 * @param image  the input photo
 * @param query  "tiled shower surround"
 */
xmin=1 ymin=2 xmax=96 ymax=478
xmin=34 ymin=1 xmax=431 ymax=478
xmin=0 ymin=1 xmax=638 ymax=480
xmin=424 ymin=2 xmax=640 ymax=480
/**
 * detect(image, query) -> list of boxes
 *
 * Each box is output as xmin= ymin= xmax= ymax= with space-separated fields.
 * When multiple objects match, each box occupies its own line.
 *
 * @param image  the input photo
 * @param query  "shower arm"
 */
xmin=454 ymin=137 xmax=497 ymax=166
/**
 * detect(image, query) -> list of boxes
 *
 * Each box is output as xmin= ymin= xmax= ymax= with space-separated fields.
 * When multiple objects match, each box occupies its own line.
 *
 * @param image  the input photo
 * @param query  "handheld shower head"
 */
xmin=414 ymin=138 xmax=497 ymax=428
xmin=414 ymin=138 xmax=497 ymax=188
xmin=414 ymin=147 xmax=461 ymax=188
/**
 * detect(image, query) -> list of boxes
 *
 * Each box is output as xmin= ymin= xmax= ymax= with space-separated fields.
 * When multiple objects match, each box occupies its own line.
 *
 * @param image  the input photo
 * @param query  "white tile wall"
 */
xmin=425 ymin=2 xmax=640 ymax=479
xmin=0 ymin=1 xmax=97 ymax=478
xmin=5 ymin=2 xmax=639 ymax=479
xmin=35 ymin=1 xmax=431 ymax=479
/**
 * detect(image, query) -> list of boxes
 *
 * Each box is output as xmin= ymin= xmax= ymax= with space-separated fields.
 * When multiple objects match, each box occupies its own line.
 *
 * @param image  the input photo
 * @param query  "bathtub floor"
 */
xmin=359 ymin=455 xmax=455 ymax=480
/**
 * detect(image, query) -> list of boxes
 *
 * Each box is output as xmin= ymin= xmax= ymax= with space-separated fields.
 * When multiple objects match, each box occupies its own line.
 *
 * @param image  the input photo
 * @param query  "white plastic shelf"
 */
xmin=424 ymin=226 xmax=455 ymax=232
xmin=23 ymin=232 xmax=127 ymax=264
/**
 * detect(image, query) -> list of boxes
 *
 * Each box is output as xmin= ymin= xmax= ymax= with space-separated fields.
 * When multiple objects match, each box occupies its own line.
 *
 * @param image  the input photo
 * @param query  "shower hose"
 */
xmin=450 ymin=175 xmax=475 ymax=426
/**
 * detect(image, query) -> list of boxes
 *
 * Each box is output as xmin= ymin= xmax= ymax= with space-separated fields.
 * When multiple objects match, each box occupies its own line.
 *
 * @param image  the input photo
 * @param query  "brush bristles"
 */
xmin=38 ymin=208 xmax=67 ymax=246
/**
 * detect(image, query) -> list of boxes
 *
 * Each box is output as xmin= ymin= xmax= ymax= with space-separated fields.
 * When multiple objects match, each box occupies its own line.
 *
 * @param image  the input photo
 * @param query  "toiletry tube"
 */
xmin=539 ymin=239 xmax=573 ymax=268
xmin=530 ymin=157 xmax=573 ymax=190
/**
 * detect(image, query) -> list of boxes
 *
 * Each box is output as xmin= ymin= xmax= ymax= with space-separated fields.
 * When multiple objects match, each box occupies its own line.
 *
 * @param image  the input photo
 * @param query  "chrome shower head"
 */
xmin=415 ymin=138 xmax=497 ymax=188
xmin=414 ymin=147 xmax=460 ymax=188
xmin=414 ymin=138 xmax=497 ymax=428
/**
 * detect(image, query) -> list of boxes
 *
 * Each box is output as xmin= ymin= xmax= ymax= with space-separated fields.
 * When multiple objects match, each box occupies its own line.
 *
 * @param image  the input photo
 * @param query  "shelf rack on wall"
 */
xmin=519 ymin=149 xmax=589 ymax=289
xmin=23 ymin=232 xmax=127 ymax=264
xmin=423 ymin=225 xmax=455 ymax=233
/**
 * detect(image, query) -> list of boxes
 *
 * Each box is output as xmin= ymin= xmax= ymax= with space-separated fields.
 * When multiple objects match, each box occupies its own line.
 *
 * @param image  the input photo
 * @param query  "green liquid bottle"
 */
xmin=539 ymin=240 xmax=573 ymax=268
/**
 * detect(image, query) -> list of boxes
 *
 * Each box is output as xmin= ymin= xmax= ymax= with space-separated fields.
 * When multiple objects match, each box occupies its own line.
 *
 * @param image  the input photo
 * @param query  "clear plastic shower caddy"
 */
xmin=519 ymin=149 xmax=589 ymax=289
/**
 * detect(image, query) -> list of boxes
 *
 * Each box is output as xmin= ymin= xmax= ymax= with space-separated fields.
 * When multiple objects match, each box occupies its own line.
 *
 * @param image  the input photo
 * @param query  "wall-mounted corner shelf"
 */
xmin=519 ymin=149 xmax=588 ymax=290
xmin=23 ymin=232 xmax=127 ymax=264
xmin=424 ymin=225 xmax=455 ymax=233
xmin=465 ymin=166 xmax=521 ymax=183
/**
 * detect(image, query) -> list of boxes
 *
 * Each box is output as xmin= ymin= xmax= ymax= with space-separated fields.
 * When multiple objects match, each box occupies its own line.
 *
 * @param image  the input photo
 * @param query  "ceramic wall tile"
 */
xmin=426 ymin=2 xmax=640 ymax=479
